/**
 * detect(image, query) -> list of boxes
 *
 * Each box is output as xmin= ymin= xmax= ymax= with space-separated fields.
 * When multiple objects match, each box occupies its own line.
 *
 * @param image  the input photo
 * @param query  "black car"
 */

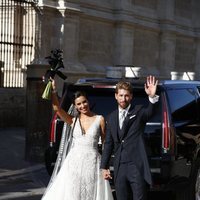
xmin=45 ymin=77 xmax=200 ymax=200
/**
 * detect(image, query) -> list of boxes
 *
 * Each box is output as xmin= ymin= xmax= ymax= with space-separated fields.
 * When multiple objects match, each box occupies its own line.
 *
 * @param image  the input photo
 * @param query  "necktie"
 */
xmin=119 ymin=110 xmax=126 ymax=129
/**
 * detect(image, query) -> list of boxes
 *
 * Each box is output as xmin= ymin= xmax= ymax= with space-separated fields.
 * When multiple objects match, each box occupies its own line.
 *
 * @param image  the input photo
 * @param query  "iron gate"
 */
xmin=0 ymin=0 xmax=37 ymax=87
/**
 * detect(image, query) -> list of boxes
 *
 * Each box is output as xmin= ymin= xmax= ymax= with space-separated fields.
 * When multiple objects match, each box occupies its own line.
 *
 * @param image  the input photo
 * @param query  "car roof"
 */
xmin=63 ymin=78 xmax=200 ymax=92
xmin=76 ymin=78 xmax=200 ymax=86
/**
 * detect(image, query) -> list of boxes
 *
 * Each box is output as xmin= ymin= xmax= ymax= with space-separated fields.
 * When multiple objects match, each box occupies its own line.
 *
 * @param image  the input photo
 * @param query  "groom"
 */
xmin=101 ymin=76 xmax=159 ymax=200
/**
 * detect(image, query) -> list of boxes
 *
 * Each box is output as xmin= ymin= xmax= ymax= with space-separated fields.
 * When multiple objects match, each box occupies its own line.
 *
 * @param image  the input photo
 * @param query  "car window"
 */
xmin=62 ymin=87 xmax=117 ymax=117
xmin=132 ymin=93 xmax=161 ymax=123
xmin=166 ymin=88 xmax=197 ymax=122
xmin=87 ymin=90 xmax=117 ymax=117
xmin=88 ymin=88 xmax=161 ymax=123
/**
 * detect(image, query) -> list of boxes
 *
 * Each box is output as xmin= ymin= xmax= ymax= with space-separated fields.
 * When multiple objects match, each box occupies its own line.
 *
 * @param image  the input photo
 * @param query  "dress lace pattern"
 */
xmin=42 ymin=115 xmax=113 ymax=200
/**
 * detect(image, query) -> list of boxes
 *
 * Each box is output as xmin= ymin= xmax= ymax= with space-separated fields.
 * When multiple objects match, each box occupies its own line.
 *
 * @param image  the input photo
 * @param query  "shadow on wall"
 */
xmin=0 ymin=88 xmax=26 ymax=128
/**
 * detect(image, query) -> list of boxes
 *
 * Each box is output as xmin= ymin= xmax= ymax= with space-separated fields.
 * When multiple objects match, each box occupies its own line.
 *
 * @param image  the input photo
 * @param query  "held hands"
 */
xmin=144 ymin=75 xmax=158 ymax=98
xmin=102 ymin=169 xmax=112 ymax=180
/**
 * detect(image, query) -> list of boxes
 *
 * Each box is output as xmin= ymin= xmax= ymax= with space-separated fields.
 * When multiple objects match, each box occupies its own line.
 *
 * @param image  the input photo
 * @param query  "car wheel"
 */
xmin=189 ymin=157 xmax=200 ymax=200
xmin=175 ymin=158 xmax=200 ymax=200
xmin=196 ymin=166 xmax=200 ymax=200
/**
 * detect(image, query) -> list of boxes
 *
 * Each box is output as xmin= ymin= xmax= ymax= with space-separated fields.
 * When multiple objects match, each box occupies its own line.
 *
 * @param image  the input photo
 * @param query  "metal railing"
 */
xmin=0 ymin=0 xmax=37 ymax=87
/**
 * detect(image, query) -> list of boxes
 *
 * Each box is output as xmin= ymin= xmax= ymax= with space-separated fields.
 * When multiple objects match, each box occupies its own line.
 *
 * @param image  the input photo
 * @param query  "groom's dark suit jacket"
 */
xmin=101 ymin=101 xmax=158 ymax=185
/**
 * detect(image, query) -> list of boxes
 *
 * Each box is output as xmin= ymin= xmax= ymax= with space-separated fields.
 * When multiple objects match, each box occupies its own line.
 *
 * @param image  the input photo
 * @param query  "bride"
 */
xmin=41 ymin=78 xmax=114 ymax=200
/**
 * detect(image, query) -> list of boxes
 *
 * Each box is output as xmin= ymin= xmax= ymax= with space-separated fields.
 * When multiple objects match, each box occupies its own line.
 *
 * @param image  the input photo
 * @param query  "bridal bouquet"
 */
xmin=42 ymin=49 xmax=67 ymax=100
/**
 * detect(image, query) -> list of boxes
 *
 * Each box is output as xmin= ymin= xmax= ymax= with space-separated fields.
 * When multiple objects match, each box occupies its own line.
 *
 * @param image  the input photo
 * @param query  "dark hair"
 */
xmin=72 ymin=91 xmax=88 ymax=104
xmin=115 ymin=81 xmax=133 ymax=94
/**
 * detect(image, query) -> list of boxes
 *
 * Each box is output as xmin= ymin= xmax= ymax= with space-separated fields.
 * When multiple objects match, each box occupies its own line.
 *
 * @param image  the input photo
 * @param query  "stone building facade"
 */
xmin=33 ymin=0 xmax=200 ymax=80
xmin=2 ymin=0 xmax=200 ymax=128
xmin=2 ymin=0 xmax=200 ymax=161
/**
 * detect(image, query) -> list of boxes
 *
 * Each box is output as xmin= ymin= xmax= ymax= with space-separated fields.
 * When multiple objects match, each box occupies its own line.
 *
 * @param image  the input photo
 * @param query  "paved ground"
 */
xmin=0 ymin=127 xmax=50 ymax=200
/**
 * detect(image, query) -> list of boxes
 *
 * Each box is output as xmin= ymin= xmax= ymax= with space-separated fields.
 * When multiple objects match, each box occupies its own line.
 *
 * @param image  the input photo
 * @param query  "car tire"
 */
xmin=175 ymin=158 xmax=200 ymax=200
xmin=176 ymin=158 xmax=200 ymax=200
xmin=44 ymin=146 xmax=57 ymax=176
xmin=196 ymin=166 xmax=200 ymax=200
xmin=189 ymin=157 xmax=200 ymax=200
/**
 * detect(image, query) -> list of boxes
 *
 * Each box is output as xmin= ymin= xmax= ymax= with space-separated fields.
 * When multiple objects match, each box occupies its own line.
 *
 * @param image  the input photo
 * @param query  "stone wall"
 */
xmin=0 ymin=88 xmax=25 ymax=127
xmin=133 ymin=29 xmax=160 ymax=75
xmin=79 ymin=19 xmax=114 ymax=71
xmin=33 ymin=0 xmax=200 ymax=80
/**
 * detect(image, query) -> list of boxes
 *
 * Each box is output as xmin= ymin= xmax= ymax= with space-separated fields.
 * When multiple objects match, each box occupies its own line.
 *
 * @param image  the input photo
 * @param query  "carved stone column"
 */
xmin=157 ymin=0 xmax=176 ymax=78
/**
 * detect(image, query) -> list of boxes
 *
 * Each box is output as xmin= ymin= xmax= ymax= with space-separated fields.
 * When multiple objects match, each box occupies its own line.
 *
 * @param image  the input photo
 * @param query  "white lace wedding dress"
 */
xmin=42 ymin=115 xmax=114 ymax=200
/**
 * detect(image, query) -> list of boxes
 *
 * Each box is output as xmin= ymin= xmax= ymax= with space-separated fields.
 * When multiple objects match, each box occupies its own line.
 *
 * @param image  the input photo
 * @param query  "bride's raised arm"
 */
xmin=51 ymin=78 xmax=73 ymax=125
